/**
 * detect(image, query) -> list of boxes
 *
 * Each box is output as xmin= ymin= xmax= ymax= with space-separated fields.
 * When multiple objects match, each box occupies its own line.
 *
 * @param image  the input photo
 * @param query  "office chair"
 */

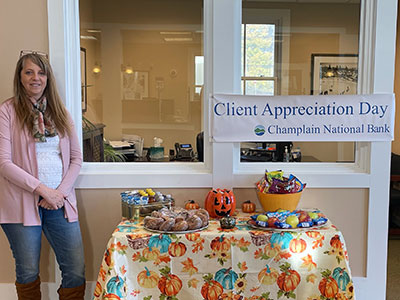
xmin=196 ymin=131 xmax=204 ymax=162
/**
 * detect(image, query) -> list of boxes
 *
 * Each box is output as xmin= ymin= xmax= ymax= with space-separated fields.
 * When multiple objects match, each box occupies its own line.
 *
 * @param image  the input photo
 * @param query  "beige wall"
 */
xmin=0 ymin=0 xmax=49 ymax=282
xmin=0 ymin=0 xmax=48 ymax=101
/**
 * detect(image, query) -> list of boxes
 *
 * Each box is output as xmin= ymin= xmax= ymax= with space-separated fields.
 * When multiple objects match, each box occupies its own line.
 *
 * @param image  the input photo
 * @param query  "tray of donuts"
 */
xmin=143 ymin=207 xmax=209 ymax=233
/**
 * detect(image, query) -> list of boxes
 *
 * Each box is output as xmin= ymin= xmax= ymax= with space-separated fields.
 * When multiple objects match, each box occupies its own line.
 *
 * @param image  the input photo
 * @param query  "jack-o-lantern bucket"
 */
xmin=205 ymin=189 xmax=236 ymax=218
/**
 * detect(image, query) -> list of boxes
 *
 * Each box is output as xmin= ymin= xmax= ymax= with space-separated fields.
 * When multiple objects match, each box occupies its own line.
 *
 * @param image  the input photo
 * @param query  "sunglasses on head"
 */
xmin=19 ymin=50 xmax=49 ymax=59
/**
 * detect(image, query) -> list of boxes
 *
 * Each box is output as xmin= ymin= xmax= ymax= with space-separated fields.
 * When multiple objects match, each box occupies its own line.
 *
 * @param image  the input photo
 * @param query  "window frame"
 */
xmin=48 ymin=0 xmax=384 ymax=191
xmin=241 ymin=20 xmax=278 ymax=95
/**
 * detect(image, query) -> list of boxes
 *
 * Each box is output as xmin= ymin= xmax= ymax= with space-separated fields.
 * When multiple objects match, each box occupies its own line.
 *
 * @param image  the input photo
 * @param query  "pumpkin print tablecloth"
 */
xmin=93 ymin=211 xmax=354 ymax=300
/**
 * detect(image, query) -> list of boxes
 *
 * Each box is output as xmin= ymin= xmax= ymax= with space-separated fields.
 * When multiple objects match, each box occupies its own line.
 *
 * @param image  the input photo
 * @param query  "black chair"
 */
xmin=389 ymin=153 xmax=400 ymax=234
xmin=196 ymin=131 xmax=204 ymax=162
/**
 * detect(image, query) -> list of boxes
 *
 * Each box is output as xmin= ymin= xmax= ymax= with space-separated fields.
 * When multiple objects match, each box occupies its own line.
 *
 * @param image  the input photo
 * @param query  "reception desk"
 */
xmin=93 ymin=211 xmax=354 ymax=300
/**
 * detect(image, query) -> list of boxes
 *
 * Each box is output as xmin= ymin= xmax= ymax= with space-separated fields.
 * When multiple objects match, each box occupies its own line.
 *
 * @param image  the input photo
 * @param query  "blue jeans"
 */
xmin=1 ymin=206 xmax=85 ymax=288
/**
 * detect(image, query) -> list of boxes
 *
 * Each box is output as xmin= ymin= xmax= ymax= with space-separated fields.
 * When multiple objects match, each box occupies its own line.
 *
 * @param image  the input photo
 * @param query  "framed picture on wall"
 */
xmin=311 ymin=54 xmax=358 ymax=95
xmin=80 ymin=47 xmax=87 ymax=112
xmin=122 ymin=71 xmax=149 ymax=100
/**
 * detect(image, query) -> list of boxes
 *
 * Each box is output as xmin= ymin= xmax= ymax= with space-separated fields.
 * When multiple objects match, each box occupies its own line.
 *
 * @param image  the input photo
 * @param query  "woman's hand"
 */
xmin=35 ymin=183 xmax=65 ymax=210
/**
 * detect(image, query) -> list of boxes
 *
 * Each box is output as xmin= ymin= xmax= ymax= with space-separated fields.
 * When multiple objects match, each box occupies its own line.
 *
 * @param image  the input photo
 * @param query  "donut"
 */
xmin=187 ymin=215 xmax=203 ymax=230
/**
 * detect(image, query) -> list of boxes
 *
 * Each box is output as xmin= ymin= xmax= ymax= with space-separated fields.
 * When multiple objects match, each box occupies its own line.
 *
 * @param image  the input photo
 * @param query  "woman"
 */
xmin=0 ymin=52 xmax=85 ymax=299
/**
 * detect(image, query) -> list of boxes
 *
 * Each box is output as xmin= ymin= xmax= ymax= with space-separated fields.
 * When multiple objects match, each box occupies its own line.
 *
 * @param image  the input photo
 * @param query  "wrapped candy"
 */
xmin=256 ymin=170 xmax=306 ymax=194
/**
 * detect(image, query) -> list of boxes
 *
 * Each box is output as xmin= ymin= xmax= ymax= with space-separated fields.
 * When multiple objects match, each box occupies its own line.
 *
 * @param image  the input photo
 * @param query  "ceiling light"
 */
xmin=160 ymin=31 xmax=192 ymax=35
xmin=87 ymin=29 xmax=101 ymax=33
xmin=164 ymin=37 xmax=193 ymax=42
xmin=80 ymin=35 xmax=97 ymax=40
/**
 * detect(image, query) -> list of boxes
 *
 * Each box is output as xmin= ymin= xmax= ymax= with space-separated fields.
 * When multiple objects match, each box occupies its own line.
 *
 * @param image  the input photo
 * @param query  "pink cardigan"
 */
xmin=0 ymin=98 xmax=82 ymax=225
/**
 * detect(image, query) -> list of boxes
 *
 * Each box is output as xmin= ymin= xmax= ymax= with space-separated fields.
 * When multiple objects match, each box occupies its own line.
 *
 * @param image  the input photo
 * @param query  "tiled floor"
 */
xmin=387 ymin=239 xmax=400 ymax=299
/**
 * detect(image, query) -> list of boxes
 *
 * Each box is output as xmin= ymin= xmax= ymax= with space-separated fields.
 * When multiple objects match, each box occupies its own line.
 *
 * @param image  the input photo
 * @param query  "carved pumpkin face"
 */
xmin=205 ymin=189 xmax=236 ymax=218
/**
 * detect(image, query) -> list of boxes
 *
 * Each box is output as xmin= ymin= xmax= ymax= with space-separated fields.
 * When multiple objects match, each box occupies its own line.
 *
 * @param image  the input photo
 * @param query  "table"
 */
xmin=93 ymin=211 xmax=354 ymax=300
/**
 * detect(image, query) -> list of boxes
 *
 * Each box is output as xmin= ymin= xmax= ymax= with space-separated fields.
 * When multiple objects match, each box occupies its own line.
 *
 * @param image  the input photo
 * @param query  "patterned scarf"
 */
xmin=29 ymin=97 xmax=57 ymax=142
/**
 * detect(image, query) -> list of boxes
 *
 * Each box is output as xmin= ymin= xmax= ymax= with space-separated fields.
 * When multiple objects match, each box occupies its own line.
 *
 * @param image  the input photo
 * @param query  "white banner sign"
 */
xmin=211 ymin=94 xmax=395 ymax=142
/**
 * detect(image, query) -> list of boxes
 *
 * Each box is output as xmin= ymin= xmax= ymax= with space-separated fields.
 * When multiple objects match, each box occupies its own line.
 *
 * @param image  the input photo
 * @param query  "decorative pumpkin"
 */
xmin=205 ymin=188 xmax=236 ymax=218
xmin=137 ymin=267 xmax=160 ymax=288
xmin=258 ymin=265 xmax=279 ymax=285
xmin=94 ymin=281 xmax=102 ymax=298
xmin=219 ymin=215 xmax=236 ymax=229
xmin=210 ymin=235 xmax=231 ymax=253
xmin=332 ymin=267 xmax=350 ymax=291
xmin=158 ymin=274 xmax=182 ymax=296
xmin=103 ymin=294 xmax=121 ymax=300
xmin=168 ymin=241 xmax=187 ymax=257
xmin=142 ymin=247 xmax=161 ymax=261
xmin=106 ymin=276 xmax=125 ymax=298
xmin=330 ymin=235 xmax=343 ymax=249
xmin=214 ymin=267 xmax=238 ymax=290
xmin=201 ymin=274 xmax=224 ymax=300
xmin=185 ymin=232 xmax=201 ymax=242
xmin=148 ymin=234 xmax=172 ymax=253
xmin=306 ymin=231 xmax=321 ymax=239
xmin=277 ymin=264 xmax=301 ymax=292
xmin=289 ymin=238 xmax=307 ymax=253
xmin=270 ymin=232 xmax=293 ymax=250
xmin=319 ymin=276 xmax=339 ymax=298
xmin=185 ymin=200 xmax=200 ymax=210
xmin=104 ymin=249 xmax=113 ymax=267
xmin=242 ymin=200 xmax=256 ymax=213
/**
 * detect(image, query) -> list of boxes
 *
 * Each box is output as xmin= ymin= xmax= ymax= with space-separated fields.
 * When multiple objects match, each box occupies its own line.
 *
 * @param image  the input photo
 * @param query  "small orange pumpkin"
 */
xmin=185 ymin=232 xmax=201 ymax=242
xmin=205 ymin=188 xmax=236 ymax=218
xmin=158 ymin=274 xmax=182 ymax=296
xmin=201 ymin=279 xmax=224 ymax=300
xmin=137 ymin=267 xmax=160 ymax=288
xmin=277 ymin=268 xmax=301 ymax=292
xmin=210 ymin=235 xmax=231 ymax=253
xmin=185 ymin=200 xmax=200 ymax=210
xmin=103 ymin=294 xmax=121 ymax=300
xmin=94 ymin=281 xmax=102 ymax=297
xmin=142 ymin=247 xmax=160 ymax=261
xmin=319 ymin=276 xmax=339 ymax=298
xmin=168 ymin=242 xmax=187 ymax=257
xmin=306 ymin=231 xmax=321 ymax=239
xmin=242 ymin=200 xmax=256 ymax=213
xmin=289 ymin=238 xmax=307 ymax=253
xmin=330 ymin=235 xmax=343 ymax=249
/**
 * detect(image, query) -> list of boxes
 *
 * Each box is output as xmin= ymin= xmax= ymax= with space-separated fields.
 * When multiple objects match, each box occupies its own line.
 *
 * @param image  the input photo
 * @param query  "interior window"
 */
xmin=79 ymin=0 xmax=204 ymax=163
xmin=240 ymin=2 xmax=360 ymax=163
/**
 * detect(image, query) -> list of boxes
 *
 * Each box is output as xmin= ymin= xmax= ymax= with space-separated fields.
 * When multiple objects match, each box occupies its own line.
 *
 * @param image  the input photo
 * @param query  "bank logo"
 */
xmin=254 ymin=125 xmax=265 ymax=136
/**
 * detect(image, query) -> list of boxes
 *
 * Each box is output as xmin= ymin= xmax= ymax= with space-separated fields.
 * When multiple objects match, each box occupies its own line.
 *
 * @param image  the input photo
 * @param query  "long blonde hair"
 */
xmin=13 ymin=53 xmax=71 ymax=137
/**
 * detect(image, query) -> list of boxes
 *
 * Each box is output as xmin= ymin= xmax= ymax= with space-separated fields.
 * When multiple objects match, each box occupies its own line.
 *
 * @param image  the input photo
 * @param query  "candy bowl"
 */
xmin=256 ymin=191 xmax=302 ymax=212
